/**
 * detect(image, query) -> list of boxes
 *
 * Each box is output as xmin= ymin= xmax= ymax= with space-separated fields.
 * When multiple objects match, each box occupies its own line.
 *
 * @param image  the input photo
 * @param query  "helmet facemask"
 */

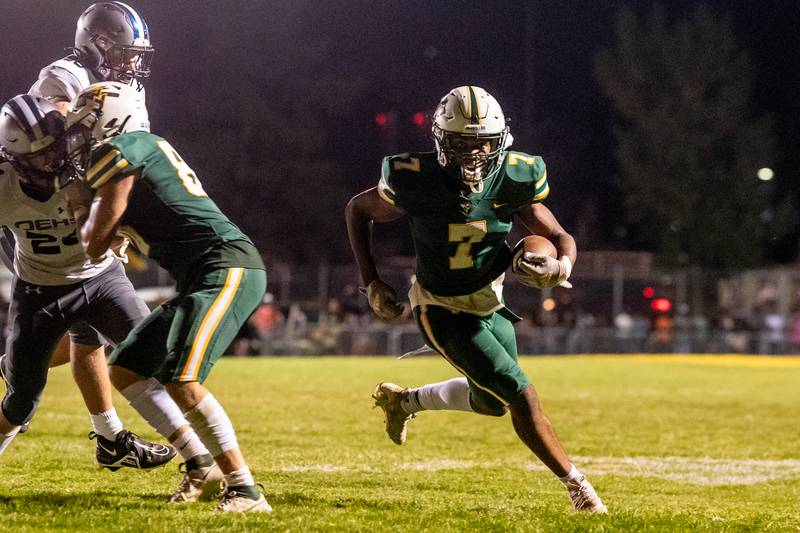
xmin=3 ymin=137 xmax=72 ymax=195
xmin=433 ymin=124 xmax=508 ymax=193
xmin=99 ymin=37 xmax=154 ymax=83
xmin=65 ymin=121 xmax=95 ymax=176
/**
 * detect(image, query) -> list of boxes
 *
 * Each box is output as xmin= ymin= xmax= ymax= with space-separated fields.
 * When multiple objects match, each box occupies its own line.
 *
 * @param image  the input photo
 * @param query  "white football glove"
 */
xmin=513 ymin=252 xmax=573 ymax=289
xmin=366 ymin=279 xmax=404 ymax=320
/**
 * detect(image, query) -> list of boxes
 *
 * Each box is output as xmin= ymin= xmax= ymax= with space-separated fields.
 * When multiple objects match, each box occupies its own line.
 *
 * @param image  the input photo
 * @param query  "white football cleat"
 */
xmin=564 ymin=474 xmax=607 ymax=513
xmin=217 ymin=488 xmax=272 ymax=513
xmin=169 ymin=461 xmax=225 ymax=503
xmin=372 ymin=382 xmax=415 ymax=445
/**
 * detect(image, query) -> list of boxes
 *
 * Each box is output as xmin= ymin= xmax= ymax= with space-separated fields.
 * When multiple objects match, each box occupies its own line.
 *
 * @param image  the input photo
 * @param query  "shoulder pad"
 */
xmin=502 ymin=151 xmax=549 ymax=203
xmin=85 ymin=142 xmax=131 ymax=189
xmin=378 ymin=152 xmax=436 ymax=206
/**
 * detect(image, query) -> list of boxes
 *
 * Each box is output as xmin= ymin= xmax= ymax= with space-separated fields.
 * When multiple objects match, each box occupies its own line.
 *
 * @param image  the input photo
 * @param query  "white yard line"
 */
xmin=280 ymin=455 xmax=800 ymax=485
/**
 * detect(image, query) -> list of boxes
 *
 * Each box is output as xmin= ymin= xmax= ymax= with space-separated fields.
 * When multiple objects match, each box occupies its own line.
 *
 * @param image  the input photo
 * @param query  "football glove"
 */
xmin=365 ymin=279 xmax=404 ymax=320
xmin=513 ymin=252 xmax=573 ymax=289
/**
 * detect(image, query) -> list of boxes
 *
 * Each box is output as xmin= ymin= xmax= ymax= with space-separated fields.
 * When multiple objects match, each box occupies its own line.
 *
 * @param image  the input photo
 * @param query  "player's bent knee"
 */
xmin=109 ymin=364 xmax=147 ymax=391
xmin=2 ymin=391 xmax=41 ymax=426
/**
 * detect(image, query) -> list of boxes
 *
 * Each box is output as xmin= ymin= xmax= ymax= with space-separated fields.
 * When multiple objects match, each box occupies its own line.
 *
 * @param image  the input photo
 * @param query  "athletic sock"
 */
xmin=224 ymin=466 xmax=255 ymax=491
xmin=401 ymin=377 xmax=473 ymax=414
xmin=558 ymin=464 xmax=584 ymax=484
xmin=172 ymin=427 xmax=211 ymax=461
xmin=90 ymin=408 xmax=124 ymax=440
xmin=184 ymin=393 xmax=240 ymax=458
xmin=121 ymin=378 xmax=201 ymax=444
xmin=0 ymin=427 xmax=20 ymax=456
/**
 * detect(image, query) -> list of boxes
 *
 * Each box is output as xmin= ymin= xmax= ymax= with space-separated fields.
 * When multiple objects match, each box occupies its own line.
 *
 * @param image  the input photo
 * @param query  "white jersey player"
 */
xmin=0 ymin=4 xmax=226 ymax=504
xmin=29 ymin=1 xmax=152 ymax=112
xmin=0 ymin=94 xmax=175 ymax=471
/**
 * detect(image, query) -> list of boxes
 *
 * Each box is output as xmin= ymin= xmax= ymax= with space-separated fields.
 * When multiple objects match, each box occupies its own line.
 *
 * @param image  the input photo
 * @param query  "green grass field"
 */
xmin=1 ymin=355 xmax=798 ymax=532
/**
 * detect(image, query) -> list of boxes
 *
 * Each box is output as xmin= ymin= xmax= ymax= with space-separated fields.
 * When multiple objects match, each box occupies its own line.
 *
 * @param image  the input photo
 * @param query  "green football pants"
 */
xmin=111 ymin=267 xmax=266 ymax=383
xmin=413 ymin=304 xmax=530 ymax=412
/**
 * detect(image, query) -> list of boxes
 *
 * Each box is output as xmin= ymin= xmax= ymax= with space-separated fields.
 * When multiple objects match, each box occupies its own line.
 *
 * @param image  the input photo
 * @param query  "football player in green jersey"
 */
xmin=63 ymin=82 xmax=270 ymax=512
xmin=346 ymin=86 xmax=607 ymax=513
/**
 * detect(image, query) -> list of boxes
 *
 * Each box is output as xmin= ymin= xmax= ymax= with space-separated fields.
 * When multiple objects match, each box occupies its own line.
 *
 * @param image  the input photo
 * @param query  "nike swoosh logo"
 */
xmin=98 ymin=442 xmax=119 ymax=457
xmin=492 ymin=202 xmax=508 ymax=209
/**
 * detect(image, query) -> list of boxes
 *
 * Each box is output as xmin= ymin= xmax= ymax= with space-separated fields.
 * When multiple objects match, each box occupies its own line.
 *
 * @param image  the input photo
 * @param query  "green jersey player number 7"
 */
xmin=345 ymin=85 xmax=607 ymax=513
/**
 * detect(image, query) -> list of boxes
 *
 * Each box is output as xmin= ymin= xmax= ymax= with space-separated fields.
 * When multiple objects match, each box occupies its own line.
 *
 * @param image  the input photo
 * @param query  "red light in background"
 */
xmin=374 ymin=112 xmax=390 ymax=127
xmin=412 ymin=112 xmax=426 ymax=127
xmin=651 ymin=298 xmax=672 ymax=312
xmin=642 ymin=286 xmax=655 ymax=299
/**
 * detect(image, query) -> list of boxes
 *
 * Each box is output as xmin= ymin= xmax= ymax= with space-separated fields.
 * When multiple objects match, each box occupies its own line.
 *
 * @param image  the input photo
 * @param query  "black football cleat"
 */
xmin=90 ymin=430 xmax=177 ymax=472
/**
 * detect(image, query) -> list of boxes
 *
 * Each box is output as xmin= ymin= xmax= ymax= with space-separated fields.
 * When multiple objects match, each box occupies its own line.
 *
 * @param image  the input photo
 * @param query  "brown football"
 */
xmin=513 ymin=235 xmax=558 ymax=258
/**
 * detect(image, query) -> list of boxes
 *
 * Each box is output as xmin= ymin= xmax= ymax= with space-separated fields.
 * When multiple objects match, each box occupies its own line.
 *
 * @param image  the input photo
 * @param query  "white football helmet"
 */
xmin=0 ymin=94 xmax=70 ymax=193
xmin=65 ymin=81 xmax=149 ymax=173
xmin=432 ymin=86 xmax=512 ymax=192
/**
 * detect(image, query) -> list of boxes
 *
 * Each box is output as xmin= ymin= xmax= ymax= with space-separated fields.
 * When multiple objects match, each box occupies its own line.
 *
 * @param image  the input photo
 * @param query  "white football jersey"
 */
xmin=28 ymin=56 xmax=146 ymax=104
xmin=0 ymin=162 xmax=113 ymax=285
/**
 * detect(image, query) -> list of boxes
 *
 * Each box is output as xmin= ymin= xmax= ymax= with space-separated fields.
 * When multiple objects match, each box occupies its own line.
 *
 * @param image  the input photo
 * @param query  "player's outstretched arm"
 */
xmin=345 ymin=187 xmax=405 ymax=319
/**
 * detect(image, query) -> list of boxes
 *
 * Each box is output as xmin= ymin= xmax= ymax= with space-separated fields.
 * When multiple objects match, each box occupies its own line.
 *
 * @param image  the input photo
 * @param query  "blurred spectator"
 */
xmin=614 ymin=309 xmax=634 ymax=352
xmin=762 ymin=302 xmax=785 ymax=354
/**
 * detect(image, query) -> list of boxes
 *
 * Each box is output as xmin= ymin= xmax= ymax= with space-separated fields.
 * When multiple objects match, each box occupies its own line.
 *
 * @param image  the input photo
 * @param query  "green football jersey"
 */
xmin=378 ymin=150 xmax=549 ymax=296
xmin=84 ymin=131 xmax=264 ymax=283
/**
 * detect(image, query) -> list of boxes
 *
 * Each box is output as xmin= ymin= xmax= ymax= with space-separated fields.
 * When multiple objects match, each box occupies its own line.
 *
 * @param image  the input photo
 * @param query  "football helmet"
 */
xmin=73 ymin=2 xmax=154 ymax=84
xmin=432 ymin=86 xmax=512 ymax=192
xmin=66 ymin=82 xmax=149 ymax=174
xmin=0 ymin=95 xmax=71 ymax=194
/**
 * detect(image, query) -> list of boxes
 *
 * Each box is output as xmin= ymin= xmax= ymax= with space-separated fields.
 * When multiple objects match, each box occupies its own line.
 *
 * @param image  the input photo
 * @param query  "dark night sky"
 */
xmin=1 ymin=1 xmax=798 ymax=254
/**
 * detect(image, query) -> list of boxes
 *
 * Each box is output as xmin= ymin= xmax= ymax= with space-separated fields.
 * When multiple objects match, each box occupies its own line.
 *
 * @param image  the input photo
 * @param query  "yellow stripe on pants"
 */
xmin=179 ymin=268 xmax=243 ymax=381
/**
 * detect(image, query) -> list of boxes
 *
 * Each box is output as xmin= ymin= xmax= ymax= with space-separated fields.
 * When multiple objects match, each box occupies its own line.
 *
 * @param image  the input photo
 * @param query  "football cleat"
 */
xmin=564 ymin=474 xmax=608 ymax=513
xmin=169 ymin=459 xmax=225 ymax=503
xmin=217 ymin=485 xmax=272 ymax=513
xmin=90 ymin=430 xmax=177 ymax=471
xmin=372 ymin=382 xmax=416 ymax=445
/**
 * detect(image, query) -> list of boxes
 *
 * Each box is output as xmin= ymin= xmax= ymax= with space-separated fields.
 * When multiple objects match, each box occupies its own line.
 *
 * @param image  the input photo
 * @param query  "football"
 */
xmin=513 ymin=234 xmax=558 ymax=259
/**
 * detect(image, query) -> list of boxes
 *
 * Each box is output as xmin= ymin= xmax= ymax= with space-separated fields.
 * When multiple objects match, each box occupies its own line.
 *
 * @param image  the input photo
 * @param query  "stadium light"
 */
xmin=757 ymin=167 xmax=774 ymax=181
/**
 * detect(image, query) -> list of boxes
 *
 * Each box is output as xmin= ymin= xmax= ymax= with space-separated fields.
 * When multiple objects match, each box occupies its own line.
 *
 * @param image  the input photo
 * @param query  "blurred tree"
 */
xmin=595 ymin=4 xmax=796 ymax=269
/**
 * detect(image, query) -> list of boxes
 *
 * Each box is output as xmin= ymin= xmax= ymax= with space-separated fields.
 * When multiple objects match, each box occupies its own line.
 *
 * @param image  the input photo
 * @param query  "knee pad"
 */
xmin=2 ymin=388 xmax=41 ymax=426
xmin=468 ymin=392 xmax=508 ymax=417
